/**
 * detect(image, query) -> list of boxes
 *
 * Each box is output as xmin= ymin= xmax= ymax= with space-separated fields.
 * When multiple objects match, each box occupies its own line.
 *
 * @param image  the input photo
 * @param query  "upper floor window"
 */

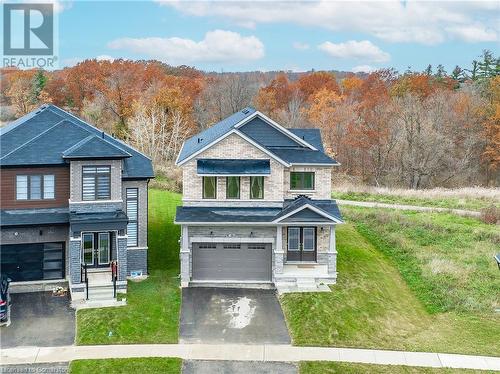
xmin=82 ymin=166 xmax=111 ymax=201
xmin=16 ymin=174 xmax=55 ymax=200
xmin=290 ymin=172 xmax=315 ymax=190
xmin=226 ymin=177 xmax=240 ymax=199
xmin=202 ymin=176 xmax=217 ymax=199
xmin=250 ymin=176 xmax=264 ymax=199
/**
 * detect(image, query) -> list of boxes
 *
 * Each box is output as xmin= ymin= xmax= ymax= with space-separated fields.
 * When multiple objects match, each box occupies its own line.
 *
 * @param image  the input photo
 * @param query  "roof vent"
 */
xmin=197 ymin=138 xmax=203 ymax=143
xmin=102 ymin=131 xmax=105 ymax=139
xmin=241 ymin=108 xmax=250 ymax=114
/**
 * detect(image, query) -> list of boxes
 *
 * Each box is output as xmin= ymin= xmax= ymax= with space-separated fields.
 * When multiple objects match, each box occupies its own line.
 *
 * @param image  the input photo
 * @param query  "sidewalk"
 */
xmin=335 ymin=199 xmax=481 ymax=217
xmin=1 ymin=344 xmax=499 ymax=371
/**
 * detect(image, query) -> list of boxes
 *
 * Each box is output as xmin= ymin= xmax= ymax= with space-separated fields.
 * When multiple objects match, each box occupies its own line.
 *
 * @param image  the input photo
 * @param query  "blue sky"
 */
xmin=55 ymin=0 xmax=499 ymax=73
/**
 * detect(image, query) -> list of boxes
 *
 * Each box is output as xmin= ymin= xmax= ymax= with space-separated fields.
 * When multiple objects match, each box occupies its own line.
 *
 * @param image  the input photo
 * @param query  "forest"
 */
xmin=1 ymin=50 xmax=498 ymax=189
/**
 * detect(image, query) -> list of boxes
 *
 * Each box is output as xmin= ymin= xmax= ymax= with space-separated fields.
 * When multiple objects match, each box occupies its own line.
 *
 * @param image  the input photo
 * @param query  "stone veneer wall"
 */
xmin=284 ymin=165 xmax=332 ymax=200
xmin=127 ymin=248 xmax=147 ymax=275
xmin=117 ymin=236 xmax=128 ymax=281
xmin=182 ymin=133 xmax=284 ymax=202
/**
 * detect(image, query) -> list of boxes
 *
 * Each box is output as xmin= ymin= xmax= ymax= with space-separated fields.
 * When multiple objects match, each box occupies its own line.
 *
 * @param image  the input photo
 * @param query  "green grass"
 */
xmin=280 ymin=211 xmax=500 ymax=355
xmin=76 ymin=189 xmax=182 ymax=345
xmin=69 ymin=358 xmax=181 ymax=373
xmin=300 ymin=362 xmax=484 ymax=374
xmin=331 ymin=191 xmax=498 ymax=211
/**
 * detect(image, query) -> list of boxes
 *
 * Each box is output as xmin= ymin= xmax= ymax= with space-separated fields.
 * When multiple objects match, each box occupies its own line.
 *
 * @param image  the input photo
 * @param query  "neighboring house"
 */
xmin=175 ymin=108 xmax=343 ymax=291
xmin=0 ymin=105 xmax=153 ymax=302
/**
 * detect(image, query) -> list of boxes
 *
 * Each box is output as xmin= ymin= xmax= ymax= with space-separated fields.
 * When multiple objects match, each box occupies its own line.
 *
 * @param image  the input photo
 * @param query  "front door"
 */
xmin=82 ymin=232 xmax=111 ymax=268
xmin=287 ymin=227 xmax=317 ymax=262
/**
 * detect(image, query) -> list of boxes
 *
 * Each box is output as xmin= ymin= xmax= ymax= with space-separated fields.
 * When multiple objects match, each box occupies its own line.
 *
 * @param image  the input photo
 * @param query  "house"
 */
xmin=0 ymin=104 xmax=154 ymax=302
xmin=175 ymin=108 xmax=343 ymax=291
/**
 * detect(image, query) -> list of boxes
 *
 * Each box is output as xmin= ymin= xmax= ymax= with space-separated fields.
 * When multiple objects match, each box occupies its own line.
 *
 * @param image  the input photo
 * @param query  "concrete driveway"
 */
xmin=0 ymin=292 xmax=75 ymax=348
xmin=180 ymin=288 xmax=291 ymax=344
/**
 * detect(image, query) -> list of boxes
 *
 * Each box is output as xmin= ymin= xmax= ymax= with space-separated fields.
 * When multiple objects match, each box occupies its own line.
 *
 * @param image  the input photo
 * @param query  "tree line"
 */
xmin=1 ymin=50 xmax=498 ymax=188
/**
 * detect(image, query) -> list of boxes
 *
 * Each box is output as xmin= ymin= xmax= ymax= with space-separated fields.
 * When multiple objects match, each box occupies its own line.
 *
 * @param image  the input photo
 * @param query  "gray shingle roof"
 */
xmin=176 ymin=107 xmax=338 ymax=166
xmin=62 ymin=135 xmax=131 ymax=159
xmin=267 ymin=147 xmax=338 ymax=165
xmin=175 ymin=197 xmax=343 ymax=223
xmin=288 ymin=129 xmax=325 ymax=152
xmin=1 ymin=105 xmax=153 ymax=179
xmin=197 ymin=159 xmax=270 ymax=175
xmin=1 ymin=208 xmax=69 ymax=227
xmin=177 ymin=107 xmax=257 ymax=164
xmin=274 ymin=195 xmax=343 ymax=222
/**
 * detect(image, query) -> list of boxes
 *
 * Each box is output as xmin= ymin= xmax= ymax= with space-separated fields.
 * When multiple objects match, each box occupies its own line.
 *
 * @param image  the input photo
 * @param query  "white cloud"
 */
xmin=96 ymin=55 xmax=114 ymax=61
xmin=319 ymin=40 xmax=390 ymax=63
xmin=446 ymin=25 xmax=498 ymax=42
xmin=160 ymin=1 xmax=499 ymax=45
xmin=293 ymin=42 xmax=310 ymax=50
xmin=352 ymin=65 xmax=376 ymax=73
xmin=108 ymin=30 xmax=264 ymax=64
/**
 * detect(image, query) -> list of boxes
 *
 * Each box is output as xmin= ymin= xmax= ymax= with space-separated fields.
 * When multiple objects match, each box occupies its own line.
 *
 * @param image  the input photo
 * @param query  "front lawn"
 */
xmin=280 ymin=209 xmax=500 ymax=356
xmin=300 ymin=362 xmax=483 ymax=374
xmin=70 ymin=358 xmax=181 ymax=374
xmin=331 ymin=191 xmax=498 ymax=211
xmin=76 ymin=189 xmax=182 ymax=345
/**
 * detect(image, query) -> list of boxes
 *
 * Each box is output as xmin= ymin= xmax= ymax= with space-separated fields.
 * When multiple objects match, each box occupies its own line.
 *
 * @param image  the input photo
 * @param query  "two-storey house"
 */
xmin=175 ymin=108 xmax=343 ymax=291
xmin=0 ymin=105 xmax=153 ymax=303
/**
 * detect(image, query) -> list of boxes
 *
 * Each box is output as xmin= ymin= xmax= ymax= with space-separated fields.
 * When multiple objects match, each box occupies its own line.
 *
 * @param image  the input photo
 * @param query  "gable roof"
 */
xmin=273 ymin=195 xmax=343 ymax=223
xmin=0 ymin=105 xmax=153 ymax=179
xmin=175 ymin=107 xmax=338 ymax=166
xmin=62 ymin=135 xmax=131 ymax=159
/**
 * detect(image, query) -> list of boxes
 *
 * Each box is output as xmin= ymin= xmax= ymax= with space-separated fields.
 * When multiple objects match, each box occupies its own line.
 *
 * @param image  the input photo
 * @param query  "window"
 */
xmin=202 ymin=176 xmax=217 ymax=199
xmin=126 ymin=188 xmax=138 ymax=247
xmin=16 ymin=174 xmax=55 ymax=200
xmin=250 ymin=176 xmax=264 ymax=199
xmin=226 ymin=176 xmax=240 ymax=199
xmin=288 ymin=227 xmax=300 ymax=251
xmin=82 ymin=166 xmax=111 ymax=200
xmin=290 ymin=172 xmax=315 ymax=190
xmin=223 ymin=244 xmax=241 ymax=249
xmin=16 ymin=175 xmax=28 ymax=200
xmin=43 ymin=175 xmax=55 ymax=199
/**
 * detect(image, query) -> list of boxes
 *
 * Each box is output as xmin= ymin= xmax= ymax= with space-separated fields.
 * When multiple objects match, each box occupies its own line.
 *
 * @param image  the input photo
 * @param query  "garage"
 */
xmin=192 ymin=242 xmax=272 ymax=282
xmin=0 ymin=242 xmax=65 ymax=282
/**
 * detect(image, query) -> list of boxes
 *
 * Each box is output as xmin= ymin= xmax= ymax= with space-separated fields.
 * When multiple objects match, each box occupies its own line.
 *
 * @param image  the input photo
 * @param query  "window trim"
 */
xmin=226 ymin=176 xmax=240 ymax=199
xmin=16 ymin=174 xmax=56 ymax=201
xmin=290 ymin=171 xmax=315 ymax=191
xmin=250 ymin=176 xmax=264 ymax=200
xmin=82 ymin=165 xmax=111 ymax=201
xmin=202 ymin=176 xmax=217 ymax=199
xmin=126 ymin=188 xmax=139 ymax=247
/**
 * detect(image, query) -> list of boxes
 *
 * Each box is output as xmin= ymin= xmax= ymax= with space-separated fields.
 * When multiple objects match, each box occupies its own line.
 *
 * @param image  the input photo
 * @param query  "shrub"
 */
xmin=480 ymin=205 xmax=500 ymax=225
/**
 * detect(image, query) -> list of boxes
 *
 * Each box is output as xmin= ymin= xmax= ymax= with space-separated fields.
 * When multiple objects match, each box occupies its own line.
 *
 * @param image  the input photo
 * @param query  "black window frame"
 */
xmin=250 ymin=176 xmax=264 ymax=200
xmin=16 ymin=174 xmax=56 ymax=201
xmin=126 ymin=188 xmax=139 ymax=247
xmin=226 ymin=176 xmax=240 ymax=199
xmin=202 ymin=176 xmax=217 ymax=199
xmin=82 ymin=165 xmax=111 ymax=201
xmin=290 ymin=172 xmax=315 ymax=190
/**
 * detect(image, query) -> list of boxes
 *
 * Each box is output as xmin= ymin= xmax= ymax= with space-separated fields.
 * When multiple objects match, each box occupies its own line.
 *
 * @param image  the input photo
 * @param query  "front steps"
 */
xmin=275 ymin=264 xmax=336 ymax=294
xmin=70 ymin=271 xmax=127 ymax=309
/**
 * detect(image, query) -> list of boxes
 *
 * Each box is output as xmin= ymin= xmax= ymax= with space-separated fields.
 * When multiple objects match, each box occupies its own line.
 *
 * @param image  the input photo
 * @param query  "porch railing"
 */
xmin=81 ymin=263 xmax=88 ymax=300
xmin=111 ymin=261 xmax=118 ymax=298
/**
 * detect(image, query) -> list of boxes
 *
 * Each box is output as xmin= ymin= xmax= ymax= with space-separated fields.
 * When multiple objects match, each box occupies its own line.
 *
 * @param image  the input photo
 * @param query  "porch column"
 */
xmin=69 ymin=236 xmax=81 ymax=284
xmin=117 ymin=233 xmax=128 ymax=281
xmin=180 ymin=225 xmax=190 ymax=287
xmin=274 ymin=226 xmax=284 ymax=275
xmin=328 ymin=225 xmax=337 ymax=275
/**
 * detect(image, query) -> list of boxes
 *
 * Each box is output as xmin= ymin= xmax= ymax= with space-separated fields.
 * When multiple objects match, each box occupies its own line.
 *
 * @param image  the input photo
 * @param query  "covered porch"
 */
xmin=68 ymin=210 xmax=129 ymax=302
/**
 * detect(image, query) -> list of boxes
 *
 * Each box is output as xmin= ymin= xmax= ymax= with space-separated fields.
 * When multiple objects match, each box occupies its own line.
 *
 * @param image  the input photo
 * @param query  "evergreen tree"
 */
xmin=424 ymin=64 xmax=432 ymax=75
xmin=30 ymin=70 xmax=47 ymax=104
xmin=434 ymin=64 xmax=446 ymax=79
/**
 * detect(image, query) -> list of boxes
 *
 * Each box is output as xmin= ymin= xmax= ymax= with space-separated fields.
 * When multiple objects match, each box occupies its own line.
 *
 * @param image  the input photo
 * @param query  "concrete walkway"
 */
xmin=336 ymin=199 xmax=481 ymax=217
xmin=1 ymin=344 xmax=499 ymax=371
